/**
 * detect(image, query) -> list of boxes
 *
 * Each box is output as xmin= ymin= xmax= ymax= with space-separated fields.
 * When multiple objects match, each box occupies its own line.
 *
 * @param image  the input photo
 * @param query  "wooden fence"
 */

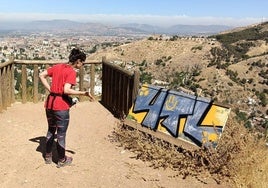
xmin=0 ymin=57 xmax=139 ymax=117
xmin=101 ymin=58 xmax=140 ymax=118
xmin=0 ymin=58 xmax=201 ymax=150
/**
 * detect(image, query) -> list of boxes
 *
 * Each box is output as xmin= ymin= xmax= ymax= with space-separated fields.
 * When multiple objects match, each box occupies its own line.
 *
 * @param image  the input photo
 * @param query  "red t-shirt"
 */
xmin=45 ymin=63 xmax=76 ymax=110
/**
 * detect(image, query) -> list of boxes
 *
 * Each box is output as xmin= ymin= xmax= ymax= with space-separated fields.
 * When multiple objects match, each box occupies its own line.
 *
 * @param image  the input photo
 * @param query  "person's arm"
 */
xmin=64 ymin=83 xmax=95 ymax=101
xmin=39 ymin=70 xmax=51 ymax=92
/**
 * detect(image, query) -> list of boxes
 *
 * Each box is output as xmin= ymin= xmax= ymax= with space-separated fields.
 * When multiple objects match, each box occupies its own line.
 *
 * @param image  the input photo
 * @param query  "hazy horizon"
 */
xmin=0 ymin=0 xmax=267 ymax=28
xmin=0 ymin=14 xmax=265 ymax=28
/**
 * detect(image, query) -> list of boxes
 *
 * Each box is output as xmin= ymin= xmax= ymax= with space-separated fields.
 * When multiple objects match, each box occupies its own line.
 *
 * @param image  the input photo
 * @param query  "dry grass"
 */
xmin=109 ymin=115 xmax=268 ymax=187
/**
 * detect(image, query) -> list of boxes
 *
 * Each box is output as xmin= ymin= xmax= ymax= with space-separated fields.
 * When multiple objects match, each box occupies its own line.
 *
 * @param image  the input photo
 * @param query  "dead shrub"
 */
xmin=109 ymin=115 xmax=268 ymax=187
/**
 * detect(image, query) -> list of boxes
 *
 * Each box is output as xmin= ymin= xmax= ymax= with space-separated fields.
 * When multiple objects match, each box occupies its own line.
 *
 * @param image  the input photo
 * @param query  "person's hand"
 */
xmin=85 ymin=91 xmax=95 ymax=102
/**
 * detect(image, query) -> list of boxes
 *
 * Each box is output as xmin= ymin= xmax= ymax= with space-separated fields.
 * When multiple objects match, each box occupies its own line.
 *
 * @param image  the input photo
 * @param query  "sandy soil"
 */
xmin=0 ymin=101 xmax=229 ymax=188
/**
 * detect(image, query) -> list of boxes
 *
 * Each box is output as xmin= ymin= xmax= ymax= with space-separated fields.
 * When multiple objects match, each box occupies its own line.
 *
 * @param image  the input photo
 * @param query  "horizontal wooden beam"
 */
xmin=14 ymin=59 xmax=101 ymax=65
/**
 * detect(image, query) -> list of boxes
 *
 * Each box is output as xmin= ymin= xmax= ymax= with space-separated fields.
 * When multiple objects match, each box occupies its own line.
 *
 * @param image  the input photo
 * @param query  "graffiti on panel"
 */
xmin=128 ymin=84 xmax=231 ymax=148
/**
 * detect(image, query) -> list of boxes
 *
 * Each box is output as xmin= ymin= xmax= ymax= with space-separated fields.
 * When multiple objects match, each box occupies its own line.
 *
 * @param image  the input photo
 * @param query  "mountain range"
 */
xmin=0 ymin=19 xmax=234 ymax=36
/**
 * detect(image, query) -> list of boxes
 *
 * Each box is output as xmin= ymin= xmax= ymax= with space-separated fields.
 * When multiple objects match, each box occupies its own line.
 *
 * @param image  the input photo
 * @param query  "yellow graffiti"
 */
xmin=139 ymin=85 xmax=149 ymax=96
xmin=202 ymin=131 xmax=218 ymax=143
xmin=157 ymin=119 xmax=167 ymax=132
xmin=201 ymin=104 xmax=231 ymax=127
xmin=165 ymin=95 xmax=178 ymax=111
xmin=179 ymin=118 xmax=186 ymax=134
xmin=128 ymin=106 xmax=147 ymax=124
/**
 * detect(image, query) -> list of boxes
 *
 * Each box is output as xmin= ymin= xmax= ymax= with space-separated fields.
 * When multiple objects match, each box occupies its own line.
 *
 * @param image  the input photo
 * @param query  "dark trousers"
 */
xmin=45 ymin=109 xmax=70 ymax=160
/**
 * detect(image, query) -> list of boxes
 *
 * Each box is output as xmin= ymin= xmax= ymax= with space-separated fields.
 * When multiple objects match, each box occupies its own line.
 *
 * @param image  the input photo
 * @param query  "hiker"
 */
xmin=39 ymin=48 xmax=94 ymax=167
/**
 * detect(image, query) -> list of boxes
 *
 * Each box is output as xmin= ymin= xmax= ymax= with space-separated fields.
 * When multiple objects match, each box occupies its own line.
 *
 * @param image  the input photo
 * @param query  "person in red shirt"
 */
xmin=39 ymin=48 xmax=94 ymax=167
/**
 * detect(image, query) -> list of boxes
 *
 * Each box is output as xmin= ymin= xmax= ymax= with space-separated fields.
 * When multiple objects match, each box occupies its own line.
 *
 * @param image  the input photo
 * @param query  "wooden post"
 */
xmin=0 ymin=68 xmax=3 ymax=112
xmin=21 ymin=64 xmax=27 ymax=103
xmin=79 ymin=66 xmax=84 ymax=91
xmin=121 ymin=75 xmax=130 ymax=118
xmin=79 ymin=66 xmax=85 ymax=101
xmin=11 ymin=63 xmax=15 ymax=103
xmin=101 ymin=57 xmax=107 ymax=106
xmin=33 ymin=65 xmax=39 ymax=103
xmin=2 ymin=67 xmax=7 ymax=110
xmin=132 ymin=70 xmax=140 ymax=103
xmin=6 ymin=65 xmax=11 ymax=107
xmin=90 ymin=64 xmax=95 ymax=97
xmin=117 ymin=73 xmax=123 ymax=116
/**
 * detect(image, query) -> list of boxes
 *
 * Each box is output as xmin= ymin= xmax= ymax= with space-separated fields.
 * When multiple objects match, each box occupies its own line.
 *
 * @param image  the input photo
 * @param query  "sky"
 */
xmin=0 ymin=0 xmax=267 ymax=27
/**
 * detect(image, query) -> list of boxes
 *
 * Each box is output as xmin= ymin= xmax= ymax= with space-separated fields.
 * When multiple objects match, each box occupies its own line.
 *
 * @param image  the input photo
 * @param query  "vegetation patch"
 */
xmin=109 ymin=115 xmax=268 ymax=187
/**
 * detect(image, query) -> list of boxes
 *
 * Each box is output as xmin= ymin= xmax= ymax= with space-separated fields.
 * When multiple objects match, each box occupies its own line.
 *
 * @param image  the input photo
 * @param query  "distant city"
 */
xmin=0 ymin=32 xmax=141 ymax=63
xmin=0 ymin=19 xmax=235 ymax=63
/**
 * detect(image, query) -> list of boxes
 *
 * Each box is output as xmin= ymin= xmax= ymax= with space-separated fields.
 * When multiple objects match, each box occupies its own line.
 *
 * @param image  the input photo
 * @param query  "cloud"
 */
xmin=0 ymin=12 xmax=265 ymax=27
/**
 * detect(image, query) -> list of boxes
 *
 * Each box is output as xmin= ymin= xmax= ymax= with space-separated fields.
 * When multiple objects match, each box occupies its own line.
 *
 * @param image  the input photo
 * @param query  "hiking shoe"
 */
xmin=57 ymin=156 xmax=73 ymax=168
xmin=44 ymin=153 xmax=52 ymax=164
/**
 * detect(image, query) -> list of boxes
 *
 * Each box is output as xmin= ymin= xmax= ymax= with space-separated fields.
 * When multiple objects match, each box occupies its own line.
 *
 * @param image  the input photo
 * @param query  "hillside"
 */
xmin=88 ymin=22 xmax=268 ymax=134
xmin=85 ymin=23 xmax=268 ymax=187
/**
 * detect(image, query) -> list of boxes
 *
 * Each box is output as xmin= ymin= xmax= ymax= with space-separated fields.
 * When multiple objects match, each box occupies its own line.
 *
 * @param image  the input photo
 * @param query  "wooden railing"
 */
xmin=0 ymin=57 xmax=140 ymax=117
xmin=102 ymin=58 xmax=140 ymax=118
xmin=0 ymin=60 xmax=15 ymax=112
xmin=14 ymin=59 xmax=102 ymax=103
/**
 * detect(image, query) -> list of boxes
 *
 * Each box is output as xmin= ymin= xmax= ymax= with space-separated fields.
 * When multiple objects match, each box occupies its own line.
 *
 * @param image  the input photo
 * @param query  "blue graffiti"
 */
xmin=132 ymin=85 xmax=225 ymax=147
xmin=183 ymin=97 xmax=222 ymax=147
xmin=160 ymin=90 xmax=196 ymax=137
xmin=133 ymin=85 xmax=167 ymax=129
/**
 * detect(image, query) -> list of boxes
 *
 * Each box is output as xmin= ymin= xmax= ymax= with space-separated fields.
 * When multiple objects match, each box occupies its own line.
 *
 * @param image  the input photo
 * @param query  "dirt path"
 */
xmin=0 ymin=101 xmax=228 ymax=188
